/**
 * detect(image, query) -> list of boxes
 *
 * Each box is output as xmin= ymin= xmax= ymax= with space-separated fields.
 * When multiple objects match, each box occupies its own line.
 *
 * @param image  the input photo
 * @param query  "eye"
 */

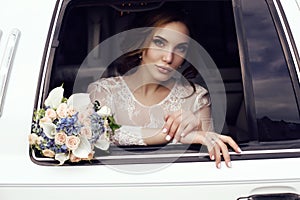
xmin=175 ymin=44 xmax=188 ymax=54
xmin=153 ymin=38 xmax=165 ymax=48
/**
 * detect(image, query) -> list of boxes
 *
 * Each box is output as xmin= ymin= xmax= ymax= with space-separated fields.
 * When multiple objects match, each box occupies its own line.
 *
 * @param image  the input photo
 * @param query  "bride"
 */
xmin=87 ymin=9 xmax=241 ymax=169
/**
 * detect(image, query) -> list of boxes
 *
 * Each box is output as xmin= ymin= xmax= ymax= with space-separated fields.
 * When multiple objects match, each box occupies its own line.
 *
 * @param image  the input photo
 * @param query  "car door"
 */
xmin=0 ymin=0 xmax=300 ymax=199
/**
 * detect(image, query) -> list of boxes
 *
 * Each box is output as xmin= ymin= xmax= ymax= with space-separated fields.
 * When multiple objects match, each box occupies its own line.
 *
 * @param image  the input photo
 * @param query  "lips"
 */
xmin=156 ymin=65 xmax=173 ymax=74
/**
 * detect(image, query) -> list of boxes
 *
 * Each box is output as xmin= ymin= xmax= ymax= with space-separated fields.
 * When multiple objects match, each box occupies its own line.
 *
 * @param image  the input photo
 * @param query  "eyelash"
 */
xmin=152 ymin=38 xmax=188 ymax=53
xmin=176 ymin=45 xmax=187 ymax=53
xmin=153 ymin=38 xmax=165 ymax=47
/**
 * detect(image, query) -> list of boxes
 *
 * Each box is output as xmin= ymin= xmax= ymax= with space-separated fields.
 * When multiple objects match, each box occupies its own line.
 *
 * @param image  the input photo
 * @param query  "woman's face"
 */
xmin=141 ymin=21 xmax=190 ymax=82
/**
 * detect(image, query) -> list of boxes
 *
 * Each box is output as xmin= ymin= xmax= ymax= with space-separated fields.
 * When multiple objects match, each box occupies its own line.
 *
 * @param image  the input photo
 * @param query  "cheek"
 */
xmin=142 ymin=48 xmax=161 ymax=63
xmin=173 ymin=55 xmax=185 ymax=68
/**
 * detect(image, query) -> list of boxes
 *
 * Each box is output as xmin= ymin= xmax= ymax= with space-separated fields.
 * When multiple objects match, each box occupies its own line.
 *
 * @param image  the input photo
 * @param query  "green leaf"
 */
xmin=33 ymin=109 xmax=45 ymax=121
xmin=107 ymin=115 xmax=121 ymax=132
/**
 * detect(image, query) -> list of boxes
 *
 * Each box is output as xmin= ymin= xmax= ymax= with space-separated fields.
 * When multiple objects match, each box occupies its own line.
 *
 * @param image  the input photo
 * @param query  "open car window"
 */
xmin=30 ymin=0 xmax=300 ymax=166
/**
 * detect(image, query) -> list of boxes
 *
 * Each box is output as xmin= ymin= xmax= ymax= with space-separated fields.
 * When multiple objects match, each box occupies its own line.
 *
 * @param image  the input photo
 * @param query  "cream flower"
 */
xmin=45 ymin=108 xmax=57 ymax=119
xmin=78 ymin=111 xmax=92 ymax=126
xmin=39 ymin=116 xmax=52 ymax=124
xmin=66 ymin=135 xmax=80 ymax=150
xmin=55 ymin=131 xmax=67 ymax=145
xmin=67 ymin=106 xmax=76 ymax=117
xmin=42 ymin=149 xmax=55 ymax=158
xmin=56 ymin=103 xmax=68 ymax=118
xmin=69 ymin=153 xmax=81 ymax=163
xmin=28 ymin=133 xmax=38 ymax=145
xmin=80 ymin=126 xmax=92 ymax=139
xmin=36 ymin=136 xmax=43 ymax=145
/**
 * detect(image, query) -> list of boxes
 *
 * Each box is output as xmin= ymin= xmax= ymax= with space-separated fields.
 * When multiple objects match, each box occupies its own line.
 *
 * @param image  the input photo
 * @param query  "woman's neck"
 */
xmin=123 ymin=70 xmax=176 ymax=106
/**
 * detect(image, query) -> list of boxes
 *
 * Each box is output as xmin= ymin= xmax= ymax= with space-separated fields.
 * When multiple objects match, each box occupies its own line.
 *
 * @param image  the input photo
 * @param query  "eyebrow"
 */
xmin=153 ymin=35 xmax=189 ymax=46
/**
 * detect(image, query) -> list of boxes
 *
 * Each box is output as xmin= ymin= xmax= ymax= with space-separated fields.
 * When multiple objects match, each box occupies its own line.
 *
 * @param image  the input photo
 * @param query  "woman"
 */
xmin=88 ymin=9 xmax=241 ymax=169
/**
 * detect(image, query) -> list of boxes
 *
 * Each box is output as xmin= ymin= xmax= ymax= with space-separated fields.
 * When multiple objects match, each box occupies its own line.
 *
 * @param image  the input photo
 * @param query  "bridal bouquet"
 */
xmin=29 ymin=85 xmax=120 ymax=165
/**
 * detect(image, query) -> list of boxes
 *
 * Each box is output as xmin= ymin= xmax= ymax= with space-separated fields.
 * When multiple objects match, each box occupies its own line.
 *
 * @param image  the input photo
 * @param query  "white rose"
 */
xmin=44 ymin=86 xmax=64 ymax=109
xmin=97 ymin=106 xmax=111 ymax=116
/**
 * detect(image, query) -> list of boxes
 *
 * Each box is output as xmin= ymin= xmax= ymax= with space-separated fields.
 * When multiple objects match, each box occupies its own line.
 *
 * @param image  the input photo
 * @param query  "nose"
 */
xmin=162 ymin=50 xmax=173 ymax=64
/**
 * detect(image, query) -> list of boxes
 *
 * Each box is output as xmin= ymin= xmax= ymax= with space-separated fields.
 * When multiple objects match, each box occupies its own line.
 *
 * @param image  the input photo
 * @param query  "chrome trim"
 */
xmin=37 ymin=0 xmax=64 ymax=110
xmin=274 ymin=0 xmax=300 ymax=83
xmin=0 ymin=28 xmax=20 ymax=117
xmin=95 ymin=148 xmax=300 ymax=160
xmin=32 ymin=148 xmax=300 ymax=162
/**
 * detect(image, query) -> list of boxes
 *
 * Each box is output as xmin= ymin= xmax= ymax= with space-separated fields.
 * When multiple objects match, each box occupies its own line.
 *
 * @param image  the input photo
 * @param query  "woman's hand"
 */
xmin=163 ymin=110 xmax=200 ymax=143
xmin=202 ymin=132 xmax=242 ymax=168
xmin=180 ymin=131 xmax=242 ymax=168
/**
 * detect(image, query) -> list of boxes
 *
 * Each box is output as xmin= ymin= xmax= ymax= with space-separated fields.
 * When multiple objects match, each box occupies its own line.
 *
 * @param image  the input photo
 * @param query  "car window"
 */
xmin=240 ymin=0 xmax=300 ymax=141
xmin=31 ymin=0 xmax=300 ymax=165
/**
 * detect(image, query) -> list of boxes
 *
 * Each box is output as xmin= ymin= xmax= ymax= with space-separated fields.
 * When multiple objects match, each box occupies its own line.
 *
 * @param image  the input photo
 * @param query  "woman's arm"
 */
xmin=113 ymin=125 xmax=241 ymax=168
xmin=142 ymin=128 xmax=242 ymax=168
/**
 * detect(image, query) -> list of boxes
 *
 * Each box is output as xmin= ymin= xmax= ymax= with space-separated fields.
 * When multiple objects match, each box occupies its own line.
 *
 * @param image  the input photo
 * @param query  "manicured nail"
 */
xmin=180 ymin=133 xmax=185 ymax=137
xmin=162 ymin=128 xmax=168 ymax=133
xmin=217 ymin=163 xmax=221 ymax=169
xmin=211 ymin=155 xmax=215 ymax=160
xmin=227 ymin=162 xmax=232 ymax=168
xmin=165 ymin=135 xmax=171 ymax=141
xmin=237 ymin=148 xmax=242 ymax=153
xmin=173 ymin=138 xmax=177 ymax=144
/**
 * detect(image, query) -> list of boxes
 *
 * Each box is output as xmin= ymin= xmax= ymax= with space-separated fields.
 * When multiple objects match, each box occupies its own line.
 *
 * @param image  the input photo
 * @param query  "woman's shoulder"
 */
xmin=194 ymin=83 xmax=209 ymax=96
xmin=176 ymin=81 xmax=208 ymax=97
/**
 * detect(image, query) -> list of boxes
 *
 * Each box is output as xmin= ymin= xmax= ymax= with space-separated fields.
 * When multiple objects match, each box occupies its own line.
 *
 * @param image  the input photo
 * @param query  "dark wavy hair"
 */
xmin=115 ymin=8 xmax=198 ymax=95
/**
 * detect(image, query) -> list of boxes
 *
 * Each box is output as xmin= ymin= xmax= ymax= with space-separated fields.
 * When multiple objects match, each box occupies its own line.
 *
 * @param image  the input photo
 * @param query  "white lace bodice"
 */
xmin=87 ymin=76 xmax=211 ymax=130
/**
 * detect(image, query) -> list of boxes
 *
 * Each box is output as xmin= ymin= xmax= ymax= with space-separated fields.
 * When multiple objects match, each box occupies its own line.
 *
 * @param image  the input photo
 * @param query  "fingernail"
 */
xmin=173 ymin=138 xmax=177 ymax=144
xmin=227 ymin=162 xmax=232 ymax=168
xmin=162 ymin=128 xmax=168 ymax=133
xmin=237 ymin=148 xmax=242 ymax=153
xmin=211 ymin=155 xmax=215 ymax=160
xmin=217 ymin=163 xmax=221 ymax=169
xmin=180 ymin=133 xmax=185 ymax=137
xmin=165 ymin=135 xmax=171 ymax=141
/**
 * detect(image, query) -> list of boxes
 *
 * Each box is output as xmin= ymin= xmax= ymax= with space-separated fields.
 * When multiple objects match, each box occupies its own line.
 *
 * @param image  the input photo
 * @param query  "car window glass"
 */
xmin=241 ymin=0 xmax=300 ymax=141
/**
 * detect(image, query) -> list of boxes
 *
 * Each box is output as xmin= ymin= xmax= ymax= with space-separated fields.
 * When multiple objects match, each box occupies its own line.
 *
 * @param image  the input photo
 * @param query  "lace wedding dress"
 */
xmin=87 ymin=76 xmax=212 ymax=145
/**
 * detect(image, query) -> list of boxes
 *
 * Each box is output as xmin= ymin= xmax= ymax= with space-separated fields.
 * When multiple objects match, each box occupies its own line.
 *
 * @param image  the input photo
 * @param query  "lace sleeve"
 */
xmin=193 ymin=86 xmax=211 ymax=111
xmin=87 ymin=80 xmax=113 ymax=109
xmin=193 ymin=85 xmax=214 ymax=132
xmin=112 ymin=125 xmax=146 ymax=146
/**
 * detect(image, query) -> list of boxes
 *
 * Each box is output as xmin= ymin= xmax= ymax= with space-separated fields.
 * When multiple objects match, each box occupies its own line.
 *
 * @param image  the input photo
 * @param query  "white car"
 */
xmin=0 ymin=0 xmax=300 ymax=199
